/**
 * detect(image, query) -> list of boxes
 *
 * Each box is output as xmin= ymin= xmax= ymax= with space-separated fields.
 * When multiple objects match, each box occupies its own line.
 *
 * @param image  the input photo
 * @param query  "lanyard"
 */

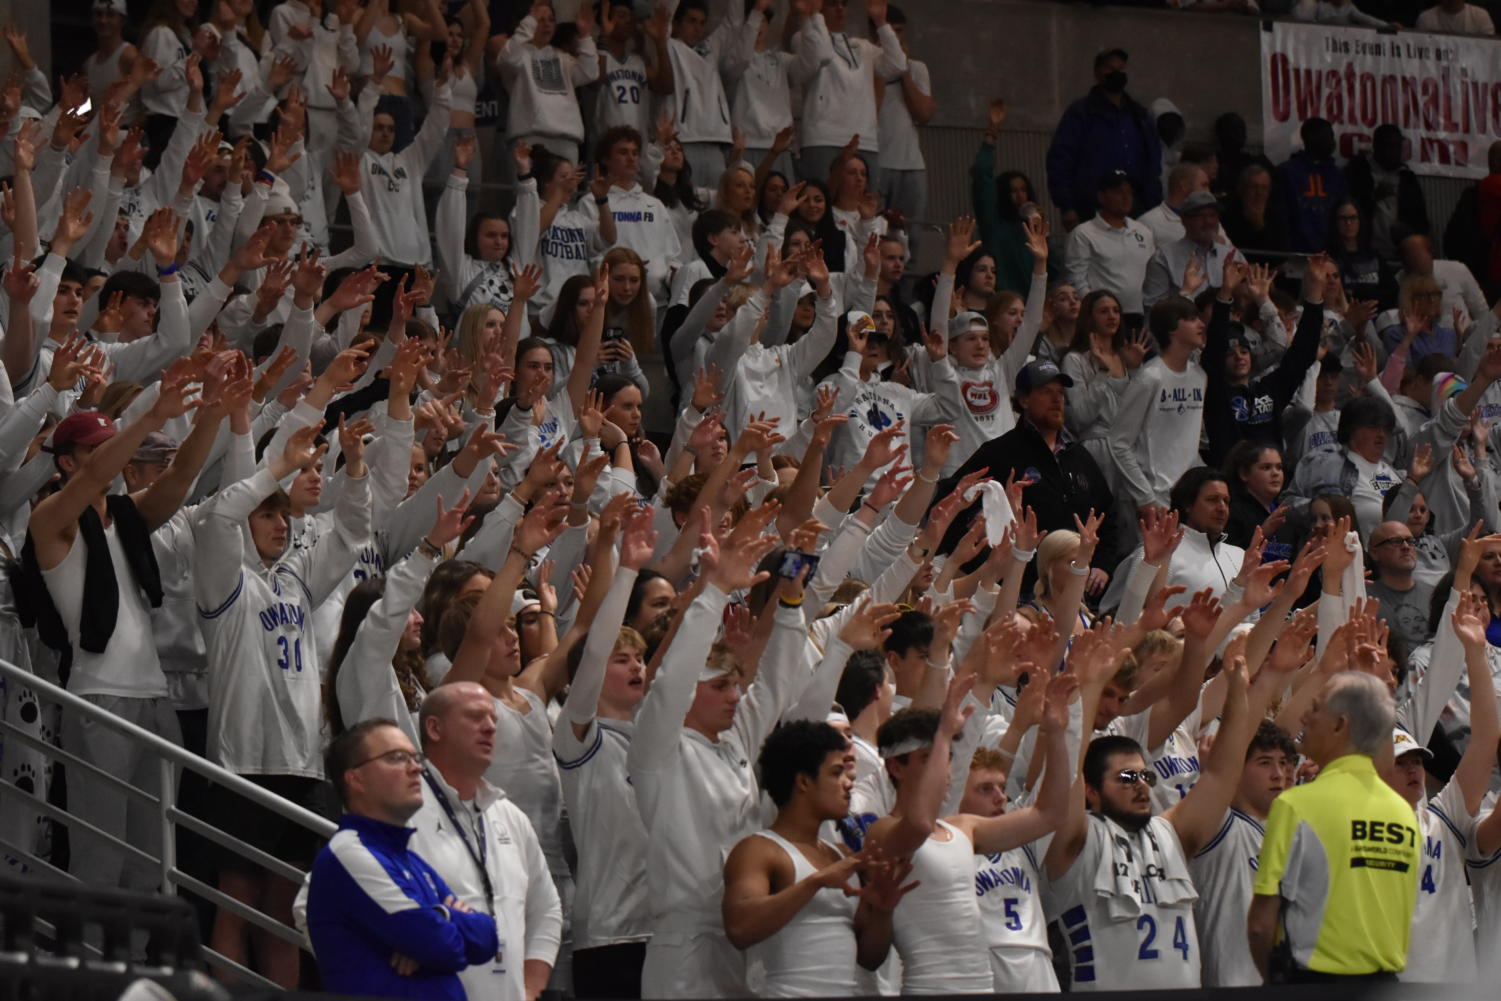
xmin=423 ymin=769 xmax=495 ymax=915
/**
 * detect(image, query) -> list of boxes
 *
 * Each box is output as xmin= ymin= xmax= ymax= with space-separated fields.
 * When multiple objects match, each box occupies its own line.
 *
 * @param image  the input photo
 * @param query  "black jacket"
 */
xmin=939 ymin=419 xmax=1117 ymax=573
xmin=1344 ymin=153 xmax=1430 ymax=249
xmin=1202 ymin=296 xmax=1322 ymax=467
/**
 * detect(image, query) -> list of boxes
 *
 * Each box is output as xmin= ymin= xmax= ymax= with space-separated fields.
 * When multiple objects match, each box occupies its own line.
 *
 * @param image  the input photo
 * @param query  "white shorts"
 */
xmin=641 ymin=929 xmax=746 ymax=999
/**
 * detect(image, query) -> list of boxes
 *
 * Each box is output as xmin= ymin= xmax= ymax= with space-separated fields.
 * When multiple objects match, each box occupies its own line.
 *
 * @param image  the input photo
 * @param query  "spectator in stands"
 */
xmin=946 ymin=359 xmax=1118 ymax=596
xmin=1222 ymin=165 xmax=1290 ymax=264
xmin=1222 ymin=441 xmax=1297 ymax=558
xmin=1328 ymin=200 xmax=1394 ymax=307
xmin=666 ymin=0 xmax=737 ymax=189
xmin=1291 ymin=0 xmax=1392 ymax=25
xmin=1290 ymin=395 xmax=1401 ymax=544
xmin=1345 ymin=125 xmax=1430 ymax=265
xmin=1366 ymin=521 xmax=1435 ymax=655
xmin=307 ymin=719 xmax=500 ymax=1000
xmin=1046 ymin=48 xmax=1163 ymax=227
xmin=1108 ymin=298 xmax=1208 ymax=523
xmin=727 ymin=2 xmax=795 ymax=180
xmin=594 ymin=2 xmax=673 ymax=143
xmin=1202 ymin=256 xmax=1325 ymax=465
xmin=1143 ymin=190 xmax=1237 ymax=309
xmin=498 ymin=2 xmax=599 ymax=167
xmin=1416 ymin=0 xmax=1495 ymax=33
xmin=972 ymin=99 xmax=1043 ymax=296
xmin=1064 ymin=170 xmax=1156 ymax=321
xmin=1140 ymin=162 xmax=1209 ymax=248
xmin=1398 ymin=232 xmax=1489 ymax=329
xmin=1214 ymin=113 xmax=1273 ymax=207
xmin=1275 ymin=118 xmax=1347 ymax=254
xmin=1153 ymin=98 xmax=1187 ymax=192
xmin=593 ymin=126 xmax=681 ymax=306
xmin=875 ymin=5 xmax=932 ymax=223
xmin=791 ymin=0 xmax=908 ymax=186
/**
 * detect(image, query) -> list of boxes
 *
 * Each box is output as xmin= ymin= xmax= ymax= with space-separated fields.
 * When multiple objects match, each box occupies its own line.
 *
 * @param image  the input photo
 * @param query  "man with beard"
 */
xmin=944 ymin=359 xmax=1116 ymax=595
xmin=1044 ymin=654 xmax=1257 ymax=990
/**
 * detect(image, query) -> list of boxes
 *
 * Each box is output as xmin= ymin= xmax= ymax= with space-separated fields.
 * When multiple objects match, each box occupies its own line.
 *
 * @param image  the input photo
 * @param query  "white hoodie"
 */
xmin=499 ymin=15 xmax=599 ymax=145
xmin=792 ymin=13 xmax=907 ymax=152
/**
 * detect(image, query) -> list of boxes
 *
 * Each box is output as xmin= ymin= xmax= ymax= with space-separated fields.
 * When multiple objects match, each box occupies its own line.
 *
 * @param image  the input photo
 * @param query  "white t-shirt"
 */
xmin=877 ymin=60 xmax=928 ymax=171
xmin=1349 ymin=452 xmax=1400 ymax=546
xmin=1108 ymin=357 xmax=1206 ymax=508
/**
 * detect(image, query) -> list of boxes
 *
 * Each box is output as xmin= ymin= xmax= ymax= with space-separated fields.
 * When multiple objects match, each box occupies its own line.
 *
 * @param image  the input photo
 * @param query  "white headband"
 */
xmin=879 ymin=737 xmax=932 ymax=760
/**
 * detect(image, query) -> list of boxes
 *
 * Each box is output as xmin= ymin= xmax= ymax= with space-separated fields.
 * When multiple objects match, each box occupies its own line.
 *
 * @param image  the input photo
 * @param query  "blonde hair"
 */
xmin=1134 ymin=629 xmax=1182 ymax=663
xmin=1398 ymin=273 xmax=1442 ymax=320
xmin=1032 ymin=530 xmax=1081 ymax=600
xmin=715 ymin=165 xmax=760 ymax=236
xmin=455 ymin=303 xmax=504 ymax=405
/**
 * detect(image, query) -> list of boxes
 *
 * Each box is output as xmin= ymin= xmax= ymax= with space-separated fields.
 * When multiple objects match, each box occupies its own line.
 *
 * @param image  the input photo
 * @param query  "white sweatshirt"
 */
xmin=792 ymin=14 xmax=907 ymax=152
xmin=583 ymin=183 xmax=680 ymax=304
xmin=193 ymin=466 xmax=371 ymax=777
xmin=356 ymin=82 xmax=450 ymax=266
xmin=1107 ymin=355 xmax=1207 ymax=508
xmin=727 ymin=47 xmax=796 ymax=149
xmin=498 ymin=16 xmax=599 ymax=145
xmin=667 ymin=13 xmax=754 ymax=146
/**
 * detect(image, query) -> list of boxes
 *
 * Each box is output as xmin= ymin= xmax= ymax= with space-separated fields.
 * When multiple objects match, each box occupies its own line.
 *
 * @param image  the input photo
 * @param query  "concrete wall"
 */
xmin=913 ymin=0 xmax=1265 ymax=139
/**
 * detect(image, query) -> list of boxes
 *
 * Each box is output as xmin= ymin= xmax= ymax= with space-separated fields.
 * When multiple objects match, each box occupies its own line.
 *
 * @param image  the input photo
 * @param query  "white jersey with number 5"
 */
xmin=976 ymin=840 xmax=1059 ymax=992
xmin=1047 ymin=814 xmax=1201 ymax=990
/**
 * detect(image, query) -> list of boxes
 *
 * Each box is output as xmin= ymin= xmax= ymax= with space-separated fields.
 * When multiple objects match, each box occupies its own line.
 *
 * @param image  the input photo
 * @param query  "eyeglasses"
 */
xmin=1374 ymin=537 xmax=1416 ymax=549
xmin=1113 ymin=769 xmax=1158 ymax=787
xmin=352 ymin=749 xmax=425 ymax=770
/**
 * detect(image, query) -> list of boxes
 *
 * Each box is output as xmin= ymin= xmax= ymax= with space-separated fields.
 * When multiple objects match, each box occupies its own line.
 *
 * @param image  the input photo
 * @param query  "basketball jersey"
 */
xmin=1048 ymin=814 xmax=1201 ymax=990
xmin=596 ymin=49 xmax=651 ymax=136
xmin=1188 ymin=808 xmax=1264 ymax=987
xmin=746 ymin=830 xmax=858 ymax=998
xmin=975 ymin=840 xmax=1059 ymax=992
xmin=1405 ymin=780 xmax=1478 ymax=983
xmin=1466 ymin=796 xmax=1501 ymax=985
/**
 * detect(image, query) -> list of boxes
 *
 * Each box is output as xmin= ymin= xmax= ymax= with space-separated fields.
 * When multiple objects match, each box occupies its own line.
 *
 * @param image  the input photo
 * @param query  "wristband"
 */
xmin=1067 ymin=561 xmax=1089 ymax=577
xmin=595 ymin=195 xmax=609 ymax=205
xmin=510 ymin=546 xmax=535 ymax=561
xmin=916 ymin=470 xmax=938 ymax=484
xmin=862 ymin=501 xmax=882 ymax=516
xmin=778 ymin=595 xmax=804 ymax=608
xmin=256 ymin=169 xmax=276 ymax=185
xmin=518 ymin=171 xmax=534 ymax=181
xmin=156 ymin=262 xmax=178 ymax=277
xmin=417 ymin=537 xmax=442 ymax=559
xmin=1010 ymin=546 xmax=1036 ymax=563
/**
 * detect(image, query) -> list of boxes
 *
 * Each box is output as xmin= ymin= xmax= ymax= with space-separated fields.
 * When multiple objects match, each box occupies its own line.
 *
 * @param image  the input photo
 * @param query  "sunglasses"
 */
xmin=1113 ymin=768 xmax=1157 ymax=787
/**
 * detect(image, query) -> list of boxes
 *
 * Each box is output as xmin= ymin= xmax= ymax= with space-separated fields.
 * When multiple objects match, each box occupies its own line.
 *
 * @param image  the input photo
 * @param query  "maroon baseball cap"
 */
xmin=48 ymin=412 xmax=117 ymax=453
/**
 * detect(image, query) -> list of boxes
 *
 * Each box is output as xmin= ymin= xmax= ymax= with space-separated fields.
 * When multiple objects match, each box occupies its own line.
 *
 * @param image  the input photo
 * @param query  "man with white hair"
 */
xmin=1248 ymin=672 xmax=1420 ymax=983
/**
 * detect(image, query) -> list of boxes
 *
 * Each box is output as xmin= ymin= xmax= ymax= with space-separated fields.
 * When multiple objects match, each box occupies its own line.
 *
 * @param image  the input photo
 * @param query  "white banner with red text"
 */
xmin=1260 ymin=20 xmax=1499 ymax=179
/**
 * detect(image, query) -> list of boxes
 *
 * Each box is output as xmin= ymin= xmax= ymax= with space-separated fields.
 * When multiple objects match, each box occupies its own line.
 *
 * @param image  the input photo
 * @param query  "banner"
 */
xmin=1260 ymin=21 xmax=1499 ymax=179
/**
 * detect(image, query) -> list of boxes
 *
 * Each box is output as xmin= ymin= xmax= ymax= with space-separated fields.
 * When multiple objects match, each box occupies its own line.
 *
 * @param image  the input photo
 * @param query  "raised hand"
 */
xmin=945 ymin=215 xmax=981 ymax=268
xmin=1179 ymin=588 xmax=1222 ymax=639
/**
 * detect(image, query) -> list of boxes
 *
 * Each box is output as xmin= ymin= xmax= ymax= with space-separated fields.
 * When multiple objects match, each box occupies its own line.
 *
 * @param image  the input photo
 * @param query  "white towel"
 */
xmin=963 ymin=480 xmax=1015 ymax=545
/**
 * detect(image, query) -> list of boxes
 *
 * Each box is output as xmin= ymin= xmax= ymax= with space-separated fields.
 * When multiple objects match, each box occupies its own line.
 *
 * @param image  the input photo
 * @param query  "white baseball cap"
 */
xmin=1392 ymin=727 xmax=1432 ymax=761
xmin=94 ymin=0 xmax=127 ymax=15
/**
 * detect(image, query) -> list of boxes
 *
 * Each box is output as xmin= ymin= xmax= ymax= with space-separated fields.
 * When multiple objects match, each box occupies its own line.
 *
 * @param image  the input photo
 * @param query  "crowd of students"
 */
xmin=3 ymin=0 xmax=1501 ymax=997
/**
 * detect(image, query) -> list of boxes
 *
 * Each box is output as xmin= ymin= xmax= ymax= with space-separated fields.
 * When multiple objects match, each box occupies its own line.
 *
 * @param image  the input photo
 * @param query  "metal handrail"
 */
xmin=0 ymin=657 xmax=336 ymax=989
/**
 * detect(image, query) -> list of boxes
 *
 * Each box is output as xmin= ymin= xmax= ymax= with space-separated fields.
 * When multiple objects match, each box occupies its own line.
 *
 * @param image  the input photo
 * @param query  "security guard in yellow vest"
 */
xmin=1248 ymin=672 xmax=1418 ymax=983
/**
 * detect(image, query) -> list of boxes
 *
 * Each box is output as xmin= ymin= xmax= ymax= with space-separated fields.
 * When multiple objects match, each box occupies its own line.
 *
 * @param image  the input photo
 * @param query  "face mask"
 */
xmin=1103 ymin=70 xmax=1128 ymax=94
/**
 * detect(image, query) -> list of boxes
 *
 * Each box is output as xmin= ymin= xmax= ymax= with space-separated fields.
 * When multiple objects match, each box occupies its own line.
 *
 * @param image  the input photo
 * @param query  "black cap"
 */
xmin=1318 ymin=353 xmax=1343 ymax=376
xmin=1097 ymin=169 xmax=1133 ymax=192
xmin=1094 ymin=47 xmax=1129 ymax=70
xmin=1016 ymin=360 xmax=1075 ymax=394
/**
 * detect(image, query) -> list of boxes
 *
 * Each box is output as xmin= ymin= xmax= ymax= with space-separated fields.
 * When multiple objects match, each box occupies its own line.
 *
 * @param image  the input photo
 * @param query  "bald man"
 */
xmin=408 ymin=683 xmax=563 ymax=1001
xmin=1366 ymin=521 xmax=1434 ymax=661
xmin=1140 ymin=162 xmax=1208 ymax=247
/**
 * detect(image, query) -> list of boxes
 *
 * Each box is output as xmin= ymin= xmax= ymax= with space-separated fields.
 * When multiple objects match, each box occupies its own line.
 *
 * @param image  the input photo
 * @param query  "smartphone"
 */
xmin=779 ymin=549 xmax=820 ymax=581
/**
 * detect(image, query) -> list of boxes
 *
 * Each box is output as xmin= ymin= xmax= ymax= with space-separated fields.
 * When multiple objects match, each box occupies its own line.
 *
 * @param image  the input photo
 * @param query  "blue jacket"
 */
xmin=1045 ymin=88 xmax=1162 ymax=218
xmin=307 ymin=814 xmax=500 ymax=1000
xmin=1274 ymin=151 xmax=1349 ymax=253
